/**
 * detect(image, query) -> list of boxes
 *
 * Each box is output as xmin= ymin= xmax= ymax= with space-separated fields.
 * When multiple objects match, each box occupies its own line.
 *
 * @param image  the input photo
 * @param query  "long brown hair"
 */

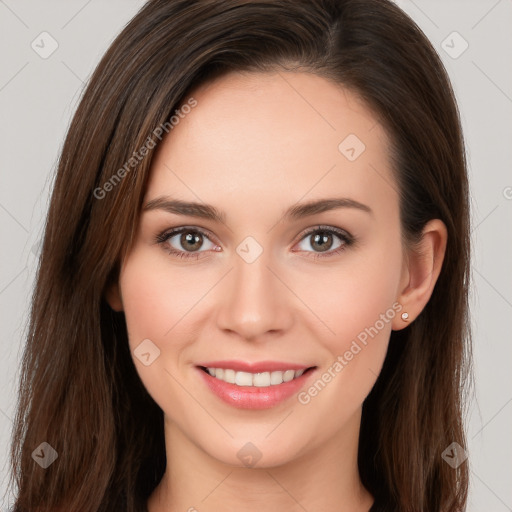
xmin=7 ymin=0 xmax=471 ymax=510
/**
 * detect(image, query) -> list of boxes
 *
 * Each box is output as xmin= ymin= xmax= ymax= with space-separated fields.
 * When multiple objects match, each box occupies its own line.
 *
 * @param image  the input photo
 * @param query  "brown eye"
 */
xmin=294 ymin=226 xmax=354 ymax=259
xmin=179 ymin=231 xmax=204 ymax=252
xmin=309 ymin=231 xmax=335 ymax=252
xmin=156 ymin=227 xmax=218 ymax=259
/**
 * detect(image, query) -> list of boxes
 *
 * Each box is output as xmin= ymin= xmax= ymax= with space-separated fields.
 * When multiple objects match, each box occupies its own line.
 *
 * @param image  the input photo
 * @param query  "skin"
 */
xmin=107 ymin=70 xmax=447 ymax=512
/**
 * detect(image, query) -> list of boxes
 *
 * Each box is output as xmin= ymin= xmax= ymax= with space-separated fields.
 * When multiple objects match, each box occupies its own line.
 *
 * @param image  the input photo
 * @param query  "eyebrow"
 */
xmin=143 ymin=196 xmax=373 ymax=222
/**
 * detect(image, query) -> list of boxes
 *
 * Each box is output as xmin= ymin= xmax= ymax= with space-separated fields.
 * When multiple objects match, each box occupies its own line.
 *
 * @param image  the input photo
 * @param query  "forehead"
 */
xmin=146 ymin=71 xmax=397 ymax=220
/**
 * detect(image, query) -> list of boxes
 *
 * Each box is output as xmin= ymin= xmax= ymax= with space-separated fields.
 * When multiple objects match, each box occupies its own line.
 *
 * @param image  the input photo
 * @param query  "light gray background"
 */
xmin=0 ymin=0 xmax=511 ymax=510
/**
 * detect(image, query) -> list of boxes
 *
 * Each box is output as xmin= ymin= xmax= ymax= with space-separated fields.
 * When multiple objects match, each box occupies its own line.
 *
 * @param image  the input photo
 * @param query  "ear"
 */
xmin=392 ymin=219 xmax=447 ymax=330
xmin=104 ymin=280 xmax=124 ymax=312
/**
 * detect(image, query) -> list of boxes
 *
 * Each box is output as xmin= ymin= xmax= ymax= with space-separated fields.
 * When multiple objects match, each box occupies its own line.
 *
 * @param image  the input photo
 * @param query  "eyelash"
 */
xmin=155 ymin=225 xmax=355 ymax=261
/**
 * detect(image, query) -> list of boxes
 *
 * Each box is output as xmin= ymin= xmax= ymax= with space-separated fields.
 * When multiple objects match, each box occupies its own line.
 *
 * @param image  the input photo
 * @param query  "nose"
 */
xmin=215 ymin=247 xmax=293 ymax=342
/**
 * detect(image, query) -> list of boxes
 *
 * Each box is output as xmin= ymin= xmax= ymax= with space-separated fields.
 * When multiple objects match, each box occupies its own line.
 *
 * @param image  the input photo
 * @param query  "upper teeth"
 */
xmin=206 ymin=368 xmax=306 ymax=387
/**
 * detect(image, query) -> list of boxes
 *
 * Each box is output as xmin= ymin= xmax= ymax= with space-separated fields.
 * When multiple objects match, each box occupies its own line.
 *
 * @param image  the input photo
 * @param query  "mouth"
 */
xmin=198 ymin=366 xmax=316 ymax=387
xmin=195 ymin=361 xmax=317 ymax=410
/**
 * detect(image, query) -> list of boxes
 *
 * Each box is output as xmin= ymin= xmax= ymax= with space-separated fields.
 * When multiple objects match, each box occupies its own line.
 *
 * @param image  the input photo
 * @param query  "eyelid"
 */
xmin=156 ymin=225 xmax=218 ymax=245
xmin=293 ymin=224 xmax=354 ymax=246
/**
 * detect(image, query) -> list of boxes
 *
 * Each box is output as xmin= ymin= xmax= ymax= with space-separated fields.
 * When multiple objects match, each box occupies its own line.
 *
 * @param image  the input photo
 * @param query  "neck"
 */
xmin=148 ymin=408 xmax=374 ymax=512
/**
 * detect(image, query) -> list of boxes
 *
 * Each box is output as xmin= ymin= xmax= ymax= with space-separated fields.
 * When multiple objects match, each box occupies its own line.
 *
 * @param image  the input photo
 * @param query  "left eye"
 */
xmin=295 ymin=227 xmax=352 ymax=256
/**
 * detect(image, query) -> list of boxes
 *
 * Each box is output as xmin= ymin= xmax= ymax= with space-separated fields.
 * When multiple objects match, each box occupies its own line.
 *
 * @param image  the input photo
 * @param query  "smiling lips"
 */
xmin=204 ymin=367 xmax=306 ymax=386
xmin=196 ymin=360 xmax=316 ymax=409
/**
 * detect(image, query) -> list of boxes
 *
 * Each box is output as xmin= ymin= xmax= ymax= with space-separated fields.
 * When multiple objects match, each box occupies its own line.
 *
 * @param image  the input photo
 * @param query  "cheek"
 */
xmin=118 ymin=249 xmax=208 ymax=415
xmin=295 ymin=239 xmax=402 ymax=404
xmin=117 ymin=249 xmax=195 ymax=386
xmin=326 ymin=265 xmax=399 ymax=350
xmin=119 ymin=248 xmax=209 ymax=348
xmin=297 ymin=239 xmax=402 ymax=349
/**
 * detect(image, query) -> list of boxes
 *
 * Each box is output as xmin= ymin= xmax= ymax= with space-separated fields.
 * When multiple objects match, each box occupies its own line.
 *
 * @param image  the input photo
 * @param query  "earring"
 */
xmin=401 ymin=312 xmax=409 ymax=321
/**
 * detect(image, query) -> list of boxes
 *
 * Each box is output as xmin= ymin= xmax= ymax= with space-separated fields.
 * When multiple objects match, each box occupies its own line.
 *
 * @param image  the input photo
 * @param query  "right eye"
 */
xmin=156 ymin=227 xmax=220 ymax=260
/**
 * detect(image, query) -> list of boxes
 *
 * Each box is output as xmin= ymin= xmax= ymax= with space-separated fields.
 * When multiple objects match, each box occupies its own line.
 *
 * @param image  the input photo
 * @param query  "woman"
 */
xmin=8 ymin=0 xmax=471 ymax=510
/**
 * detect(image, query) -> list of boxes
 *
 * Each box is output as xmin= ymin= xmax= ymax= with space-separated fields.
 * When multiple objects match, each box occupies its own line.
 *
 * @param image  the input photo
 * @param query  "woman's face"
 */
xmin=113 ymin=71 xmax=408 ymax=467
